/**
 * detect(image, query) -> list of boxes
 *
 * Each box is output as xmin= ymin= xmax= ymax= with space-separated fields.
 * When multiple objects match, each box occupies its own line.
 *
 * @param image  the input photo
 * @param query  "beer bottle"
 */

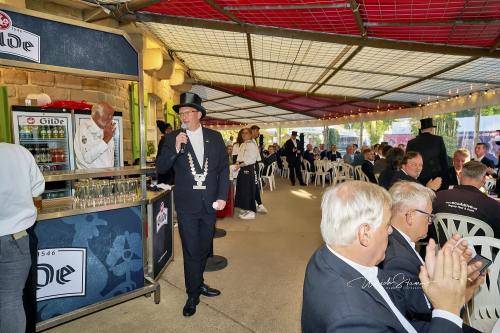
xmin=40 ymin=126 xmax=47 ymax=139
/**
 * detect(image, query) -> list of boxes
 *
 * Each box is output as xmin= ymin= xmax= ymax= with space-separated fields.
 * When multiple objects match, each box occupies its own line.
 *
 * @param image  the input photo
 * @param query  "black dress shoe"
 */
xmin=182 ymin=297 xmax=199 ymax=317
xmin=200 ymin=284 xmax=221 ymax=297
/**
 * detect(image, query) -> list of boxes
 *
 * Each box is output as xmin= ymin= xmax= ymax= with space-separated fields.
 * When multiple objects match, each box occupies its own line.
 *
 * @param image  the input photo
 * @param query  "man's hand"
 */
xmin=214 ymin=200 xmax=226 ymax=211
xmin=419 ymin=247 xmax=467 ymax=316
xmin=426 ymin=177 xmax=442 ymax=191
xmin=103 ymin=122 xmax=116 ymax=143
xmin=442 ymin=234 xmax=473 ymax=262
xmin=175 ymin=132 xmax=188 ymax=152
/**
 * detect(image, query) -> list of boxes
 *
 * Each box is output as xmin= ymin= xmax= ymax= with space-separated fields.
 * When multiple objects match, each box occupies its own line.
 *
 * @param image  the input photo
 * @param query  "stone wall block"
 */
xmin=42 ymin=87 xmax=69 ymax=101
xmin=4 ymin=69 xmax=28 ymax=85
xmin=30 ymin=72 xmax=55 ymax=87
xmin=55 ymin=75 xmax=82 ymax=89
xmin=17 ymin=85 xmax=43 ymax=99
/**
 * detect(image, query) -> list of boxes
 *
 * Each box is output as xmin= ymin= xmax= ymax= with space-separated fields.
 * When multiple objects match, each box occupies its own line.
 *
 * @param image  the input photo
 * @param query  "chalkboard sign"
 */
xmin=0 ymin=8 xmax=138 ymax=78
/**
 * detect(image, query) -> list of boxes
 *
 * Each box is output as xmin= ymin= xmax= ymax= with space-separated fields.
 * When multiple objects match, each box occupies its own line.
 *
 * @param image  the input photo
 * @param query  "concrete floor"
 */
xmin=46 ymin=177 xmax=325 ymax=333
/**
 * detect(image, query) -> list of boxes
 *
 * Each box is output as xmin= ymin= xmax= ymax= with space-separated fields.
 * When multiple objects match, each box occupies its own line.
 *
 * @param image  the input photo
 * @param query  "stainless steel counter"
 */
xmin=42 ymin=166 xmax=156 ymax=182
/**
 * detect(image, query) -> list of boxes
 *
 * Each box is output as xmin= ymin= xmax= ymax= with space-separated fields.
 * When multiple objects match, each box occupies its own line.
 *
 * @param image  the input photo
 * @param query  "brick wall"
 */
xmin=0 ymin=66 xmax=134 ymax=163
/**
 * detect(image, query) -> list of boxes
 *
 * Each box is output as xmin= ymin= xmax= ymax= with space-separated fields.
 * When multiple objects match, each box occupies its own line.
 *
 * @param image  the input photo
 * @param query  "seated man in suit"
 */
xmin=390 ymin=151 xmax=442 ymax=191
xmin=434 ymin=161 xmax=500 ymax=238
xmin=326 ymin=144 xmax=342 ymax=161
xmin=302 ymin=181 xmax=474 ymax=333
xmin=361 ymin=148 xmax=378 ymax=184
xmin=374 ymin=144 xmax=392 ymax=175
xmin=262 ymin=145 xmax=277 ymax=175
xmin=381 ymin=181 xmax=484 ymax=331
xmin=343 ymin=144 xmax=355 ymax=164
xmin=474 ymin=143 xmax=495 ymax=168
xmin=444 ymin=148 xmax=470 ymax=188
xmin=303 ymin=144 xmax=315 ymax=171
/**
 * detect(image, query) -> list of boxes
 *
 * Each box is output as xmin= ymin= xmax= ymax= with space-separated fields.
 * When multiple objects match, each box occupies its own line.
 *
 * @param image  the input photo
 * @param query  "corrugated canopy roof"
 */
xmin=136 ymin=0 xmax=500 ymax=125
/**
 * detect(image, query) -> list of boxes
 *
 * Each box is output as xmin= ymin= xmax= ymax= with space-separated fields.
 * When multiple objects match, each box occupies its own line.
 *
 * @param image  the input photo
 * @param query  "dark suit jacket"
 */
xmin=444 ymin=166 xmax=459 ymax=189
xmin=361 ymin=160 xmax=378 ymax=184
xmin=284 ymin=139 xmax=301 ymax=163
xmin=156 ymin=127 xmax=229 ymax=214
xmin=380 ymin=229 xmax=431 ymax=320
xmin=406 ymin=133 xmax=448 ymax=188
xmin=373 ymin=158 xmax=387 ymax=175
xmin=302 ymin=245 xmax=462 ymax=333
xmin=478 ymin=156 xmax=495 ymax=168
xmin=390 ymin=170 xmax=419 ymax=188
xmin=326 ymin=150 xmax=342 ymax=161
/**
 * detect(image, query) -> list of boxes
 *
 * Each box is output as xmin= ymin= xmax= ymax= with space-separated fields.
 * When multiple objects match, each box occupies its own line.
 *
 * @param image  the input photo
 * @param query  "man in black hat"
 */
xmin=406 ymin=118 xmax=447 ymax=190
xmin=157 ymin=92 xmax=229 ymax=317
xmin=284 ymin=131 xmax=306 ymax=186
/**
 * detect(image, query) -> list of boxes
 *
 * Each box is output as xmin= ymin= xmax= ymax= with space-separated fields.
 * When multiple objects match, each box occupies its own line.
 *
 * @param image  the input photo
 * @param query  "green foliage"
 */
xmin=480 ymin=105 xmax=500 ymax=116
xmin=366 ymin=120 xmax=392 ymax=145
xmin=146 ymin=141 xmax=156 ymax=156
xmin=326 ymin=127 xmax=340 ymax=147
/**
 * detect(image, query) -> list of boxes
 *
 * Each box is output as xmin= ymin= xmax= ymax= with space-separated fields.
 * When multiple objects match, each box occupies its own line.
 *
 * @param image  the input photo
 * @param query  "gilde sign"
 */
xmin=0 ymin=11 xmax=40 ymax=63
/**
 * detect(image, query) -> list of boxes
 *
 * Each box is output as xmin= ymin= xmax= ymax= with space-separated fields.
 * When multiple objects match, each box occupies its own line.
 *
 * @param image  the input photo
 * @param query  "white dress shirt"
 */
xmin=0 ymin=143 xmax=45 ymax=236
xmin=186 ymin=125 xmax=204 ymax=167
xmin=326 ymin=245 xmax=462 ymax=330
xmin=74 ymin=118 xmax=114 ymax=169
xmin=237 ymin=140 xmax=261 ymax=166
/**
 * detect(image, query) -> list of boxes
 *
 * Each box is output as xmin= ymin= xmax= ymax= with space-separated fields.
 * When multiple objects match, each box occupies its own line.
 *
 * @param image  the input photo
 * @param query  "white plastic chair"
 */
xmin=261 ymin=162 xmax=277 ymax=191
xmin=314 ymin=160 xmax=330 ymax=187
xmin=433 ymin=213 xmax=494 ymax=244
xmin=302 ymin=159 xmax=315 ymax=185
xmin=258 ymin=162 xmax=264 ymax=194
xmin=335 ymin=163 xmax=353 ymax=183
xmin=462 ymin=236 xmax=500 ymax=333
xmin=281 ymin=157 xmax=290 ymax=178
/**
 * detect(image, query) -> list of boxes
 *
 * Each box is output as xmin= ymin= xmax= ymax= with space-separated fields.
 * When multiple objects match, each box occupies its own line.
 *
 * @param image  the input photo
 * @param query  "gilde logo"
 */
xmin=26 ymin=116 xmax=35 ymax=124
xmin=0 ymin=11 xmax=11 ymax=30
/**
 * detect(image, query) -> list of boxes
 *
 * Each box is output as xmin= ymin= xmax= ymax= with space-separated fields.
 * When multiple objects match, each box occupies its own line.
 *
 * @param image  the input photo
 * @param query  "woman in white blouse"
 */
xmin=234 ymin=128 xmax=260 ymax=219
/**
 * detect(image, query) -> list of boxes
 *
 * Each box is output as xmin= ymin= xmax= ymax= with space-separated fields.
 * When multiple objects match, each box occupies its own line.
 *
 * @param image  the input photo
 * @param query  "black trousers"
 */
xmin=177 ymin=207 xmax=216 ymax=298
xmin=289 ymin=160 xmax=304 ymax=185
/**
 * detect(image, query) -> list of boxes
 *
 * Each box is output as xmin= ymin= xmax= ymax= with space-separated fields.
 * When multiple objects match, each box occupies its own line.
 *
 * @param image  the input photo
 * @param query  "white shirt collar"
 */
xmin=89 ymin=118 xmax=102 ymax=133
xmin=476 ymin=155 xmax=485 ymax=161
xmin=186 ymin=125 xmax=202 ymax=136
xmin=326 ymin=244 xmax=378 ymax=280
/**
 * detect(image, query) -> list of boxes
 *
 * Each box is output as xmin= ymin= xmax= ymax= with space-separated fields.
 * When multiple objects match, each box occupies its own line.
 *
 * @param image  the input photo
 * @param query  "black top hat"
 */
xmin=291 ymin=131 xmax=298 ymax=136
xmin=173 ymin=92 xmax=206 ymax=118
xmin=419 ymin=117 xmax=436 ymax=130
xmin=156 ymin=120 xmax=167 ymax=133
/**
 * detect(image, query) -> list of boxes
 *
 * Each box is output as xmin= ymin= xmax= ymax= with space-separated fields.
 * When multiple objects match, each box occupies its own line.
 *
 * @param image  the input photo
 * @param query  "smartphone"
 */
xmin=468 ymin=254 xmax=493 ymax=274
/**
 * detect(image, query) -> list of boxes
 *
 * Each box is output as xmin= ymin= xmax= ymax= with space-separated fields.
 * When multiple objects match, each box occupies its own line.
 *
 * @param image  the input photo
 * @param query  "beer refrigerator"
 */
xmin=12 ymin=106 xmax=75 ymax=198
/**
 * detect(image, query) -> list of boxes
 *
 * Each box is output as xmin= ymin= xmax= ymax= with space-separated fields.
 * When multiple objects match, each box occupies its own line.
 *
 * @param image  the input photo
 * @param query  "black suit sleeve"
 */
xmin=362 ymin=162 xmax=378 ymax=184
xmin=156 ymin=132 xmax=179 ymax=174
xmin=437 ymin=136 xmax=449 ymax=179
xmin=215 ymin=132 xmax=230 ymax=201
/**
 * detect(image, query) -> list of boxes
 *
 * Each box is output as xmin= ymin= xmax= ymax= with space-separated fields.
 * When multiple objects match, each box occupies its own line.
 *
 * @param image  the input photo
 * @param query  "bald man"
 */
xmin=74 ymin=102 xmax=116 ymax=169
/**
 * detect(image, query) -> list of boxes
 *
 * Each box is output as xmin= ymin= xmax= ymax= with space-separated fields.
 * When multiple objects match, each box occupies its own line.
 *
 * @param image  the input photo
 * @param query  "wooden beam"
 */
xmin=311 ymin=46 xmax=363 ymax=93
xmin=223 ymin=4 xmax=351 ymax=11
xmin=204 ymin=0 xmax=244 ymax=24
xmin=187 ymin=79 xmax=414 ymax=106
xmin=365 ymin=19 xmax=500 ymax=27
xmin=246 ymin=33 xmax=256 ymax=87
xmin=174 ymin=49 xmax=500 ymax=85
xmin=371 ymin=57 xmax=479 ymax=99
xmin=349 ymin=0 xmax=366 ymax=37
xmin=137 ymin=13 xmax=500 ymax=58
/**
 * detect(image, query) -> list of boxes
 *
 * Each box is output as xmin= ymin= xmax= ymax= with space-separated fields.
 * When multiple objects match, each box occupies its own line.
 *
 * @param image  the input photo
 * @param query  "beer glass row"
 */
xmin=73 ymin=178 xmax=139 ymax=208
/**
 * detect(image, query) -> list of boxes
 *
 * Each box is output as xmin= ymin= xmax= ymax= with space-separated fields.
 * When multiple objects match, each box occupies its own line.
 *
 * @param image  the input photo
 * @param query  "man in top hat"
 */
xmin=284 ymin=131 xmax=306 ymax=186
xmin=406 ymin=118 xmax=448 ymax=190
xmin=156 ymin=92 xmax=229 ymax=317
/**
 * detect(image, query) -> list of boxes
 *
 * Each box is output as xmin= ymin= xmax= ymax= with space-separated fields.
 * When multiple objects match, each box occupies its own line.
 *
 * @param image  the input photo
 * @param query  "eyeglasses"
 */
xmin=413 ymin=209 xmax=436 ymax=224
xmin=178 ymin=111 xmax=198 ymax=117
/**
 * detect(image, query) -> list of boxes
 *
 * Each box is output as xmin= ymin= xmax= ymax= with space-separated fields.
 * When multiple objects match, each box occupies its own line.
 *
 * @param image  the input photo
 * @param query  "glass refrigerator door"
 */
xmin=73 ymin=114 xmax=124 ymax=167
xmin=12 ymin=109 xmax=74 ymax=198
